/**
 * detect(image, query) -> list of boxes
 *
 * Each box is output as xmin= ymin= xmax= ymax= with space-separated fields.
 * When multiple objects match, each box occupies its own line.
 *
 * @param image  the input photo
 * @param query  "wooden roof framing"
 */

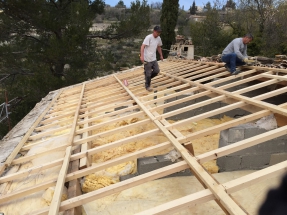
xmin=1 ymin=59 xmax=287 ymax=214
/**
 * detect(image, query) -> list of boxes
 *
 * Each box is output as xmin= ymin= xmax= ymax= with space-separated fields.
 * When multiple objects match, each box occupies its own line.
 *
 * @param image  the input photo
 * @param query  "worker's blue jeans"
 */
xmin=221 ymin=53 xmax=245 ymax=73
xmin=144 ymin=60 xmax=160 ymax=89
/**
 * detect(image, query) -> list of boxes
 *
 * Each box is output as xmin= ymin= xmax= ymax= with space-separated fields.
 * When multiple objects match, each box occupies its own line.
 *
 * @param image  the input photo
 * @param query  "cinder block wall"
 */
xmin=217 ymin=124 xmax=287 ymax=172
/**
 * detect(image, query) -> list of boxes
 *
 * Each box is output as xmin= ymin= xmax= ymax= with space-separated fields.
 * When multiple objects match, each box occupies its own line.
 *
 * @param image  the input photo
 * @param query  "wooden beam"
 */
xmin=114 ymin=75 xmax=246 ymax=215
xmin=30 ymin=161 xmax=189 ymax=214
xmin=0 ymin=141 xmax=171 ymax=204
xmin=65 ymin=145 xmax=82 ymax=215
xmin=48 ymin=82 xmax=86 ymax=215
xmin=197 ymin=125 xmax=287 ymax=163
xmin=135 ymin=160 xmax=287 ymax=215
xmin=0 ymin=90 xmax=63 ymax=175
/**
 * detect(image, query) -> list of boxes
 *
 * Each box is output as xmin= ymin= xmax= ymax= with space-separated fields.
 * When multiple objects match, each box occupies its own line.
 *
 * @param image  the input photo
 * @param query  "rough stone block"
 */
xmin=270 ymin=153 xmax=287 ymax=165
xmin=217 ymin=156 xmax=242 ymax=172
xmin=228 ymin=127 xmax=245 ymax=143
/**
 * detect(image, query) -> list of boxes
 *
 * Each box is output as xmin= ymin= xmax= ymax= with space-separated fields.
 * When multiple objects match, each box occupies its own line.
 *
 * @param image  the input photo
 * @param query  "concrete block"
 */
xmin=161 ymin=168 xmax=193 ymax=178
xmin=270 ymin=153 xmax=287 ymax=165
xmin=241 ymin=154 xmax=270 ymax=170
xmin=120 ymin=173 xmax=139 ymax=181
xmin=257 ymin=140 xmax=286 ymax=154
xmin=137 ymin=156 xmax=173 ymax=175
xmin=230 ymin=146 xmax=257 ymax=156
xmin=244 ymin=127 xmax=266 ymax=139
xmin=217 ymin=156 xmax=242 ymax=172
xmin=219 ymin=130 xmax=229 ymax=144
xmin=228 ymin=127 xmax=245 ymax=143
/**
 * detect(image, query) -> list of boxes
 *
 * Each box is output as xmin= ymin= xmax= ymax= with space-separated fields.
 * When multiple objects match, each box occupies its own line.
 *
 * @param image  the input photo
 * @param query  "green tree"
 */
xmin=160 ymin=0 xmax=179 ymax=58
xmin=115 ymin=0 xmax=126 ymax=8
xmin=190 ymin=9 xmax=231 ymax=56
xmin=0 ymin=0 xmax=150 ymax=137
xmin=226 ymin=0 xmax=236 ymax=9
xmin=204 ymin=2 xmax=212 ymax=10
xmin=0 ymin=0 xmax=105 ymax=79
xmin=177 ymin=9 xmax=190 ymax=36
xmin=90 ymin=0 xmax=150 ymax=40
xmin=190 ymin=0 xmax=197 ymax=15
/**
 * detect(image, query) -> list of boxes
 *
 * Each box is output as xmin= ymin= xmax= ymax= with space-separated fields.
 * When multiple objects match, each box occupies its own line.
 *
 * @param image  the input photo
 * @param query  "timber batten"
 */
xmin=1 ymin=59 xmax=287 ymax=214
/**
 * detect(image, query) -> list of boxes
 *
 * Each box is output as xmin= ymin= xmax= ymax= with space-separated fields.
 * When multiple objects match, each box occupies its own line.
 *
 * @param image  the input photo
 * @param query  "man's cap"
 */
xmin=154 ymin=26 xmax=162 ymax=32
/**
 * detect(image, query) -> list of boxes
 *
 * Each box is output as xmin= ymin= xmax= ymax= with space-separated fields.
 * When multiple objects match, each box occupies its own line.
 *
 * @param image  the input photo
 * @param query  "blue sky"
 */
xmin=104 ymin=0 xmax=210 ymax=10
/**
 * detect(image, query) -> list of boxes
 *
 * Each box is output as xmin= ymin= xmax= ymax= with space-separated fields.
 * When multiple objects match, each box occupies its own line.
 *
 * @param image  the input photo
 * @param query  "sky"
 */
xmin=104 ymin=0 xmax=210 ymax=10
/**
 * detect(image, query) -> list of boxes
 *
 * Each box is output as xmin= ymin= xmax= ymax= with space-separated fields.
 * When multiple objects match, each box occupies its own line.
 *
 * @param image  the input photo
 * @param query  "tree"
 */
xmin=0 ymin=0 xmax=151 ymax=137
xmin=204 ymin=2 xmax=212 ymax=10
xmin=160 ymin=0 xmax=179 ymax=58
xmin=190 ymin=0 xmax=197 ymax=15
xmin=238 ymin=0 xmax=276 ymax=34
xmin=0 ymin=0 xmax=105 ymax=79
xmin=151 ymin=2 xmax=163 ymax=10
xmin=115 ymin=0 xmax=126 ymax=8
xmin=190 ymin=9 xmax=231 ymax=57
xmin=89 ymin=0 xmax=150 ymax=40
xmin=226 ymin=0 xmax=236 ymax=9
xmin=177 ymin=9 xmax=190 ymax=36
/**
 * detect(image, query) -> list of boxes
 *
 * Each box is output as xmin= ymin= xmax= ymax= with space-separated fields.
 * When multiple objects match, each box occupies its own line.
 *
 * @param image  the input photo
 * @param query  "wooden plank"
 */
xmin=204 ymin=69 xmax=257 ymax=87
xmin=261 ymin=73 xmax=287 ymax=81
xmin=79 ymin=113 xmax=91 ymax=169
xmin=80 ymin=95 xmax=132 ymax=113
xmin=0 ymin=179 xmax=56 ymax=203
xmin=48 ymin=82 xmax=86 ymax=215
xmin=12 ymin=144 xmax=67 ymax=165
xmin=29 ymin=125 xmax=71 ymax=140
xmin=163 ymin=71 xmax=287 ymax=118
xmin=224 ymin=160 xmax=287 ymax=193
xmin=141 ymin=83 xmax=194 ymax=101
xmin=159 ymin=94 xmax=225 ymax=119
xmin=78 ymin=105 xmax=141 ymax=125
xmin=35 ymin=118 xmax=73 ymax=131
xmin=243 ymin=65 xmax=287 ymax=73
xmin=75 ymin=118 xmax=151 ymax=143
xmin=135 ymin=160 xmax=287 ymax=215
xmin=31 ymin=161 xmax=189 ymax=214
xmin=0 ymin=158 xmax=63 ymax=183
xmin=143 ymin=84 xmax=196 ymax=105
xmin=21 ymin=133 xmax=69 ymax=151
xmin=151 ymin=90 xmax=212 ymax=112
xmin=76 ymin=115 xmax=149 ymax=136
xmin=0 ymin=90 xmax=63 ymax=175
xmin=189 ymin=67 xmax=225 ymax=80
xmin=0 ymin=141 xmax=171 ymax=204
xmin=197 ymin=125 xmax=287 ymax=163
xmin=181 ymin=110 xmax=271 ymax=143
xmin=48 ymin=147 xmax=72 ymax=215
xmin=135 ymin=189 xmax=214 ymax=215
xmin=114 ymin=75 xmax=246 ymax=215
xmin=65 ymin=145 xmax=82 ymax=215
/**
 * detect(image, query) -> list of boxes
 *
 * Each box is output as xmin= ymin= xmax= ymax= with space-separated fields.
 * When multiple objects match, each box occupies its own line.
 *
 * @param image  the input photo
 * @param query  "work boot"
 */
xmin=146 ymin=87 xmax=153 ymax=92
xmin=231 ymin=69 xmax=241 ymax=75
xmin=224 ymin=64 xmax=231 ymax=73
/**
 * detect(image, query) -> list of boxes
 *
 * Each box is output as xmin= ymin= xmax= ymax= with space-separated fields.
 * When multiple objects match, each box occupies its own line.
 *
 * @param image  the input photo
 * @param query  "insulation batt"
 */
xmin=82 ymin=115 xmax=233 ymax=192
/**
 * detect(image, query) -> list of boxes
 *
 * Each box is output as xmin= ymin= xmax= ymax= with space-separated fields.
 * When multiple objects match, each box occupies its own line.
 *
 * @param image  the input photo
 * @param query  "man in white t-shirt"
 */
xmin=140 ymin=26 xmax=164 ymax=92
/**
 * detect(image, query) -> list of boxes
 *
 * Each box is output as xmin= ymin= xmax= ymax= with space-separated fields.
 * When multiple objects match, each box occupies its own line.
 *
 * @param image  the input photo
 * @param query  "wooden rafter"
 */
xmin=1 ymin=59 xmax=287 ymax=215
